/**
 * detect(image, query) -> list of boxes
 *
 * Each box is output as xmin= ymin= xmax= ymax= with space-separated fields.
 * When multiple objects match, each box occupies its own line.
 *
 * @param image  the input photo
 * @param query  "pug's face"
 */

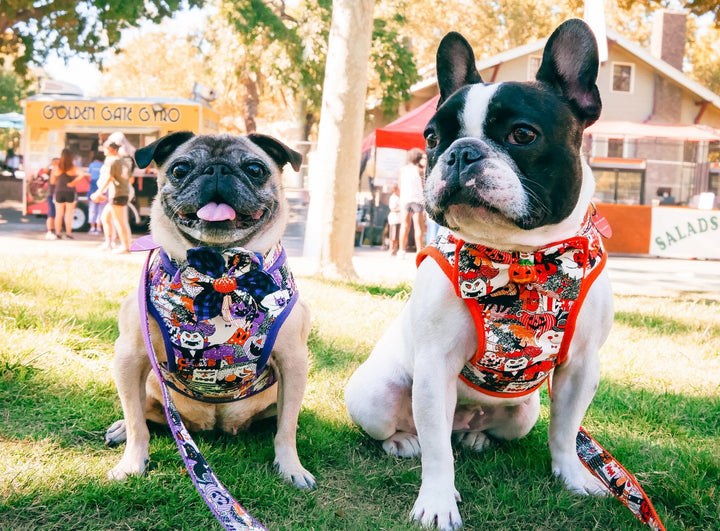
xmin=135 ymin=132 xmax=302 ymax=251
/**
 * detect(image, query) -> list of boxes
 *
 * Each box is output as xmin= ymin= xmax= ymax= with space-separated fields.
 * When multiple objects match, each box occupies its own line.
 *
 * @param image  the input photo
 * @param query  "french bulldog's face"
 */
xmin=135 ymin=132 xmax=301 ymax=250
xmin=423 ymin=20 xmax=602 ymax=239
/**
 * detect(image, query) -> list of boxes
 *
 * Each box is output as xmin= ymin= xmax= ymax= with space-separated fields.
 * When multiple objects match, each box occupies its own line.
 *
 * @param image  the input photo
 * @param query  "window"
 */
xmin=607 ymin=139 xmax=624 ymax=158
xmin=593 ymin=169 xmax=644 ymax=204
xmin=611 ymin=62 xmax=634 ymax=93
xmin=527 ymin=55 xmax=542 ymax=80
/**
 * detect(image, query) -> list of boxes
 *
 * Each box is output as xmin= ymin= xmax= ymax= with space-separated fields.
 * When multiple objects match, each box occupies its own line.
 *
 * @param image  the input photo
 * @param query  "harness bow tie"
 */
xmin=186 ymin=247 xmax=278 ymax=323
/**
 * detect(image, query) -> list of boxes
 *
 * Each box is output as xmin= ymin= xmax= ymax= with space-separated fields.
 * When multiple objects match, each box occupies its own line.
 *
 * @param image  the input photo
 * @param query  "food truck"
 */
xmin=22 ymin=95 xmax=219 ymax=231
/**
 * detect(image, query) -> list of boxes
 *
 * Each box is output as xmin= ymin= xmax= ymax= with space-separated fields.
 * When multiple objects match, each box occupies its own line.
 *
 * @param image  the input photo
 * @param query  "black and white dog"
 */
xmin=346 ymin=20 xmax=612 ymax=530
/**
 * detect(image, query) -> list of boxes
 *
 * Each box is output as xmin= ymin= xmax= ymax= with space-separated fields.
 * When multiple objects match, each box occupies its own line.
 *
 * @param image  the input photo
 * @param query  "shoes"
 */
xmin=45 ymin=232 xmax=57 ymax=240
xmin=64 ymin=234 xmax=74 ymax=239
xmin=112 ymin=247 xmax=131 ymax=254
xmin=99 ymin=241 xmax=112 ymax=251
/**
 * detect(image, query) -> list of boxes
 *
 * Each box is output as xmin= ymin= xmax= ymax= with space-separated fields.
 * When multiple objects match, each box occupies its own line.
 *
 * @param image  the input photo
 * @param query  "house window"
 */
xmin=527 ymin=55 xmax=542 ymax=80
xmin=611 ymin=62 xmax=634 ymax=93
xmin=607 ymin=139 xmax=624 ymax=158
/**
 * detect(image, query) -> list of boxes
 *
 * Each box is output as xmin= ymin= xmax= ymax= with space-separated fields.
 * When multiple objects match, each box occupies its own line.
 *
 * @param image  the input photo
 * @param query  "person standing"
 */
xmin=44 ymin=158 xmax=59 ymax=240
xmin=398 ymin=148 xmax=426 ymax=257
xmin=92 ymin=141 xmax=132 ymax=253
xmin=87 ymin=151 xmax=106 ymax=234
xmin=52 ymin=149 xmax=86 ymax=239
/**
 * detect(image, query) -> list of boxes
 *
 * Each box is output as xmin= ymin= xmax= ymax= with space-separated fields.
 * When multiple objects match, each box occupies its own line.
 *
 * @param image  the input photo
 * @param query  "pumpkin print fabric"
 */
xmin=146 ymin=243 xmax=298 ymax=403
xmin=417 ymin=216 xmax=606 ymax=397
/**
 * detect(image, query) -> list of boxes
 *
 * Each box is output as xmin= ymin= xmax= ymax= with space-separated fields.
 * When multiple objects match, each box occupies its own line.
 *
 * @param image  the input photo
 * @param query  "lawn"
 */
xmin=0 ymin=246 xmax=718 ymax=530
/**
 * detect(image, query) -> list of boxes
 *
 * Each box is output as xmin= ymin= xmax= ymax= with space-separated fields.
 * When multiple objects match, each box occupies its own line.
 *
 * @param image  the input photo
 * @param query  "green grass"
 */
xmin=0 ymin=248 xmax=718 ymax=530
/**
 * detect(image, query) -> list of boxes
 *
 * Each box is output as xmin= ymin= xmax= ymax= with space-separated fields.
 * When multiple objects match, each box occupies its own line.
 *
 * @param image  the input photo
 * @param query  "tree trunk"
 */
xmin=242 ymin=72 xmax=259 ymax=133
xmin=303 ymin=0 xmax=375 ymax=278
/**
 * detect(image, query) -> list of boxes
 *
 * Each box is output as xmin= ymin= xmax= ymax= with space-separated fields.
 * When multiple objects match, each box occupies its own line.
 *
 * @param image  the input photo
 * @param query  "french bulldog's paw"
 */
xmin=553 ymin=457 xmax=609 ymax=496
xmin=274 ymin=458 xmax=316 ymax=490
xmin=455 ymin=431 xmax=491 ymax=453
xmin=107 ymin=456 xmax=148 ymax=481
xmin=382 ymin=431 xmax=421 ymax=458
xmin=104 ymin=419 xmax=127 ymax=447
xmin=410 ymin=488 xmax=463 ymax=530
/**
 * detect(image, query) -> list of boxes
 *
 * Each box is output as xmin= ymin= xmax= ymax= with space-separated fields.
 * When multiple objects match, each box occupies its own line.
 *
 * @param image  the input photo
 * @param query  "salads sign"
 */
xmin=650 ymin=207 xmax=720 ymax=259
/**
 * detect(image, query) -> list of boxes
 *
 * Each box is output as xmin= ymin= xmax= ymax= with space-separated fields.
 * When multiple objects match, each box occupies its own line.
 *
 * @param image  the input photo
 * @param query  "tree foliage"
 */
xmin=0 ymin=70 xmax=31 ymax=113
xmin=99 ymin=32 xmax=206 ymax=98
xmin=687 ymin=25 xmax=720 ymax=94
xmin=212 ymin=0 xmax=419 ymax=138
xmin=0 ymin=0 xmax=206 ymax=74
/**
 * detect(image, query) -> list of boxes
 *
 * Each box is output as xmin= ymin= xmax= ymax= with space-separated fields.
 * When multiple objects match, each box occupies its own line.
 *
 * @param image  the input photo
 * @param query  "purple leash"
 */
xmin=136 ymin=242 xmax=267 ymax=531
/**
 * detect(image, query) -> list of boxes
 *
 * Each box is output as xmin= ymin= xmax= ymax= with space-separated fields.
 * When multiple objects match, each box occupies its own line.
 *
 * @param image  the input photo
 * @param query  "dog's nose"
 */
xmin=202 ymin=164 xmax=234 ymax=178
xmin=446 ymin=144 xmax=486 ymax=170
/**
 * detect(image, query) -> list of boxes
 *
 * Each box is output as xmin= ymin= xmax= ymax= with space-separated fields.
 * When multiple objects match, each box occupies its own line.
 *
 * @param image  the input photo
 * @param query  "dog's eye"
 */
xmin=244 ymin=161 xmax=268 ymax=180
xmin=508 ymin=126 xmax=538 ymax=145
xmin=171 ymin=162 xmax=192 ymax=179
xmin=424 ymin=130 xmax=439 ymax=149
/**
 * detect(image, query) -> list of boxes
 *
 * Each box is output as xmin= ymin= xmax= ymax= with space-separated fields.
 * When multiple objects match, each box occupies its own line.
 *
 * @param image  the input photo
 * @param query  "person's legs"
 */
xmin=54 ymin=203 xmax=65 ymax=236
xmin=100 ymin=203 xmax=114 ymax=249
xmin=412 ymin=211 xmax=426 ymax=252
xmin=64 ymin=201 xmax=76 ymax=236
xmin=399 ymin=210 xmax=411 ymax=256
xmin=110 ymin=204 xmax=131 ymax=251
xmin=88 ymin=201 xmax=98 ymax=233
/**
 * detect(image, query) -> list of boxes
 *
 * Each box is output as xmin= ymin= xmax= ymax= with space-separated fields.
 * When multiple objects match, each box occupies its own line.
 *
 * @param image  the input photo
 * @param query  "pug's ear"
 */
xmin=135 ymin=131 xmax=195 ymax=169
xmin=247 ymin=133 xmax=303 ymax=172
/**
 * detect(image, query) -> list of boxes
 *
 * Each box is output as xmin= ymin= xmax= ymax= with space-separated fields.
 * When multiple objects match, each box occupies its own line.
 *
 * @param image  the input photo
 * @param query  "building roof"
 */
xmin=409 ymin=27 xmax=720 ymax=114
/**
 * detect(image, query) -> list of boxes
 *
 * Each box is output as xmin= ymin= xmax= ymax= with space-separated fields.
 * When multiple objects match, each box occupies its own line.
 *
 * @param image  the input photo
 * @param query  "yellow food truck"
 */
xmin=22 ymin=95 xmax=219 ymax=231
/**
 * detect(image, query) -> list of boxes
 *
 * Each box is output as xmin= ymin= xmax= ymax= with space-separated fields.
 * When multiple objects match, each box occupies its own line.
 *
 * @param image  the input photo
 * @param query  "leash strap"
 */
xmin=576 ymin=427 xmax=665 ymax=530
xmin=138 ymin=248 xmax=267 ymax=531
xmin=546 ymin=381 xmax=665 ymax=530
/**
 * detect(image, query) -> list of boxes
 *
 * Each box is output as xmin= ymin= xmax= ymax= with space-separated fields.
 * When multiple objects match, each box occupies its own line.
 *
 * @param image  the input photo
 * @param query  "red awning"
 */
xmin=586 ymin=121 xmax=720 ymax=141
xmin=365 ymin=95 xmax=440 ymax=151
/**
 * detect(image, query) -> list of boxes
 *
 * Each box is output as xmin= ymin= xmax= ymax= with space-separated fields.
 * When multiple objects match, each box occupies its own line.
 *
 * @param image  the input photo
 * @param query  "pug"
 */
xmin=105 ymin=132 xmax=315 ymax=490
xmin=345 ymin=20 xmax=612 ymax=529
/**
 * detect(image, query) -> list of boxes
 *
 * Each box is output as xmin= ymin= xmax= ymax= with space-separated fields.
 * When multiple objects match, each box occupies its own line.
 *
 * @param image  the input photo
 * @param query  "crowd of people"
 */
xmin=43 ymin=132 xmax=134 ymax=254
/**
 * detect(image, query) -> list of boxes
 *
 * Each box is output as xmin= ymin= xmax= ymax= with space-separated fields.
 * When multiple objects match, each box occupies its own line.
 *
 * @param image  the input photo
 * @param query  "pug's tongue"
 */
xmin=196 ymin=202 xmax=236 ymax=222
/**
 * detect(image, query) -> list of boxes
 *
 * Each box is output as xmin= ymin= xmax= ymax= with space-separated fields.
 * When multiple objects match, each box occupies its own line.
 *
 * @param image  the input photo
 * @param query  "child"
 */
xmin=387 ymin=184 xmax=401 ymax=255
xmin=87 ymin=151 xmax=106 ymax=234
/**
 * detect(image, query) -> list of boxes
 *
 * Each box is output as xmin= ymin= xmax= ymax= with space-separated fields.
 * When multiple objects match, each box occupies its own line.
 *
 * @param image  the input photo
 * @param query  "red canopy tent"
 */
xmin=363 ymin=95 xmax=440 ymax=152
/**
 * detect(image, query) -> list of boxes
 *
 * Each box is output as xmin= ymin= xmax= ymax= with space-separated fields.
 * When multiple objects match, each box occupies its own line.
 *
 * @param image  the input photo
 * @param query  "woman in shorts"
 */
xmin=52 ymin=149 xmax=86 ymax=239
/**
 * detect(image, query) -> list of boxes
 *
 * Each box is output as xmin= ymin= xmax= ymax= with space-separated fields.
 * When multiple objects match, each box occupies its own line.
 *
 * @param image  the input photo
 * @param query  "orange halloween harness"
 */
xmin=417 ymin=215 xmax=606 ymax=397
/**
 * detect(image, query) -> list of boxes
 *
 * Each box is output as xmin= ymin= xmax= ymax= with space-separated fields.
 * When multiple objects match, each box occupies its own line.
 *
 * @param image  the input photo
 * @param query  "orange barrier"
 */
xmin=596 ymin=203 xmax=652 ymax=254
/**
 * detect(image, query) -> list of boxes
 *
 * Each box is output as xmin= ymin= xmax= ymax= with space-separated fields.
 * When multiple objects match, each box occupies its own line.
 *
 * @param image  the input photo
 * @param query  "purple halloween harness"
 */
xmin=146 ymin=240 xmax=298 ymax=403
xmin=131 ymin=235 xmax=299 ymax=530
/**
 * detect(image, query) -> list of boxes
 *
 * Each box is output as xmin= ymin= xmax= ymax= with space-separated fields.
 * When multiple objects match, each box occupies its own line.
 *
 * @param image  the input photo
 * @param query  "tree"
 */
xmin=304 ymin=0 xmax=375 ymax=278
xmin=0 ymin=69 xmax=31 ymax=113
xmin=212 ymin=0 xmax=417 ymax=139
xmin=0 ymin=0 xmax=206 ymax=74
xmin=687 ymin=24 xmax=720 ymax=94
xmin=99 ymin=32 xmax=206 ymax=98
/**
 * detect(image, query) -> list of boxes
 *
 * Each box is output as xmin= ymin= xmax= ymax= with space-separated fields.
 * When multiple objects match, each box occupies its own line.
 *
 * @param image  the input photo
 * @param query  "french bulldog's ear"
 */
xmin=247 ymin=133 xmax=303 ymax=172
xmin=436 ymin=32 xmax=483 ymax=106
xmin=536 ymin=19 xmax=602 ymax=127
xmin=135 ymin=131 xmax=195 ymax=169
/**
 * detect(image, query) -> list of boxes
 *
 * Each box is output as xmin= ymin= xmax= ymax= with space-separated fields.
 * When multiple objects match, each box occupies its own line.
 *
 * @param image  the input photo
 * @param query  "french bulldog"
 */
xmin=345 ymin=19 xmax=612 ymax=529
xmin=105 ymin=131 xmax=315 ymax=490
